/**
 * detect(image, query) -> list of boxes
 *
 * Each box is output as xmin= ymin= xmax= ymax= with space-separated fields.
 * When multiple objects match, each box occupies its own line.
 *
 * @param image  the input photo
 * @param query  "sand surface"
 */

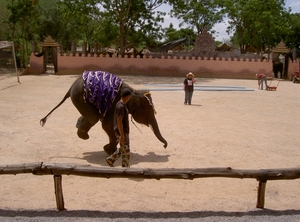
xmin=0 ymin=73 xmax=300 ymax=213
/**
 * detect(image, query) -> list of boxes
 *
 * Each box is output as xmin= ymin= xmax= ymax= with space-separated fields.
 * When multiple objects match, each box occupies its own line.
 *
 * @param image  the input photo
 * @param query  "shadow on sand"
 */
xmin=50 ymin=151 xmax=170 ymax=167
xmin=81 ymin=150 xmax=170 ymax=167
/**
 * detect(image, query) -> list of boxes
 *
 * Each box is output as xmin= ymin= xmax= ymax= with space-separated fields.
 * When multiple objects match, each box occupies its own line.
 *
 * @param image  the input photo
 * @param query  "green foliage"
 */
xmin=36 ymin=0 xmax=62 ymax=41
xmin=169 ymin=0 xmax=224 ymax=35
xmin=285 ymin=13 xmax=300 ymax=56
xmin=96 ymin=0 xmax=168 ymax=55
xmin=5 ymin=0 xmax=40 ymax=67
xmin=163 ymin=24 xmax=196 ymax=50
xmin=215 ymin=40 xmax=222 ymax=46
xmin=57 ymin=0 xmax=168 ymax=56
xmin=0 ymin=0 xmax=10 ymax=40
xmin=1 ymin=0 xmax=299 ymax=63
xmin=220 ymin=0 xmax=291 ymax=54
xmin=57 ymin=0 xmax=102 ymax=51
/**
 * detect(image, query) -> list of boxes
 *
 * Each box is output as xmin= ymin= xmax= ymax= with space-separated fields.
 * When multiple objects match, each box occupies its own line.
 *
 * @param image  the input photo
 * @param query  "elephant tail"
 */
xmin=40 ymin=90 xmax=71 ymax=127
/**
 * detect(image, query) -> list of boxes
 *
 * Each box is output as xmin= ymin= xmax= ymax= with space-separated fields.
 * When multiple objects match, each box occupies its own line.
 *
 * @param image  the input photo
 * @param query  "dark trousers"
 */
xmin=185 ymin=90 xmax=193 ymax=104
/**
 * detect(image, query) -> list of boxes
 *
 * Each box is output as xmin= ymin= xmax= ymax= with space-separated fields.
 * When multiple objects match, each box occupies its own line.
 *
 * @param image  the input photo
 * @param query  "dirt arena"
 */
xmin=0 ymin=73 xmax=300 ymax=213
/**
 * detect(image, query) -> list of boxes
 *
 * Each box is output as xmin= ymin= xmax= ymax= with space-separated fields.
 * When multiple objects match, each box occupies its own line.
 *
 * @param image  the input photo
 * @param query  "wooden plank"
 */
xmin=0 ymin=162 xmax=42 ymax=174
xmin=1 ymin=163 xmax=300 ymax=181
xmin=256 ymin=181 xmax=267 ymax=208
xmin=54 ymin=175 xmax=65 ymax=211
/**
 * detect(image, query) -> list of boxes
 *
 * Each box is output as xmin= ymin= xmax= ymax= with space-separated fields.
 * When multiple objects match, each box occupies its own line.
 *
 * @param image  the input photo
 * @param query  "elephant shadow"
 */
xmin=82 ymin=151 xmax=170 ymax=167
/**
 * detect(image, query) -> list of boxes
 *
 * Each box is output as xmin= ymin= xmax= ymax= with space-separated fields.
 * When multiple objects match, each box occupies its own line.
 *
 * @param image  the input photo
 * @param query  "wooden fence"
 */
xmin=1 ymin=162 xmax=300 ymax=211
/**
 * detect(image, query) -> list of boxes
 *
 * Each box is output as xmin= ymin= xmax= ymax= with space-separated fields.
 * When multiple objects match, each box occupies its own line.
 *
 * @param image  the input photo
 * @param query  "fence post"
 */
xmin=54 ymin=175 xmax=65 ymax=211
xmin=256 ymin=170 xmax=268 ymax=208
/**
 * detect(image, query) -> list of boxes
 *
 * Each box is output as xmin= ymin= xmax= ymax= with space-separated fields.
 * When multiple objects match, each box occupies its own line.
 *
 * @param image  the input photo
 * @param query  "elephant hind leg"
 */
xmin=70 ymin=79 xmax=103 ymax=139
xmin=76 ymin=116 xmax=95 ymax=140
xmin=71 ymin=95 xmax=102 ymax=140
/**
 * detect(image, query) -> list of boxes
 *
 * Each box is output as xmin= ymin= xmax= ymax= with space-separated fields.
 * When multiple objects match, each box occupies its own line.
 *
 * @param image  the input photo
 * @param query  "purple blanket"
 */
xmin=83 ymin=70 xmax=122 ymax=116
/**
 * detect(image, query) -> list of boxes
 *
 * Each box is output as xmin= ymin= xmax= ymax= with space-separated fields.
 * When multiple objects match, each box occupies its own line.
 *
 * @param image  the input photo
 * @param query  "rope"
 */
xmin=131 ymin=116 xmax=142 ymax=133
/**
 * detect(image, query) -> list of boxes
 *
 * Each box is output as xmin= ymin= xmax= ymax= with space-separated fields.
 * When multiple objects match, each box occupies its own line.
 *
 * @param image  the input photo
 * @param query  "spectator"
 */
xmin=256 ymin=73 xmax=268 ymax=90
xmin=183 ymin=72 xmax=196 ymax=105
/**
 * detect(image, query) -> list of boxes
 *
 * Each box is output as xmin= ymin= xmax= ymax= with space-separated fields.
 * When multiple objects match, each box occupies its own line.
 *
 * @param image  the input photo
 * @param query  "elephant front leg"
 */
xmin=103 ymin=140 xmax=118 ymax=155
xmin=102 ymin=129 xmax=118 ymax=155
xmin=76 ymin=116 xmax=94 ymax=140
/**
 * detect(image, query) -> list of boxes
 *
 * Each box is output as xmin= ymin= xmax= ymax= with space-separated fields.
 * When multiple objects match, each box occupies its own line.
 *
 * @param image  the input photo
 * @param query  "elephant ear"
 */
xmin=144 ymin=92 xmax=157 ymax=114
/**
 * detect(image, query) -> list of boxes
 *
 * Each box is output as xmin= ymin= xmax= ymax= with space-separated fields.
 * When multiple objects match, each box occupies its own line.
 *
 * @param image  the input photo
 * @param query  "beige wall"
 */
xmin=29 ymin=53 xmax=298 ymax=80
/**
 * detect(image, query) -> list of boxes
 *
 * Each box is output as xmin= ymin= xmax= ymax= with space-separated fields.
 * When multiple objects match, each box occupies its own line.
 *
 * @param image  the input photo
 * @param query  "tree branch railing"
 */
xmin=1 ymin=162 xmax=300 ymax=211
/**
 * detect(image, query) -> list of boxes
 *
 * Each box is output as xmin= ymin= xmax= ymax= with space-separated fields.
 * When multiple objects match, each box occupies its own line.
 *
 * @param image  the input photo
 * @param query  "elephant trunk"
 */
xmin=149 ymin=117 xmax=168 ymax=148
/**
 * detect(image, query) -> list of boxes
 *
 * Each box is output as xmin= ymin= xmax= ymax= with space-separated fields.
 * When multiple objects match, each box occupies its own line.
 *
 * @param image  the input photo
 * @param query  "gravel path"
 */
xmin=1 ymin=208 xmax=300 ymax=221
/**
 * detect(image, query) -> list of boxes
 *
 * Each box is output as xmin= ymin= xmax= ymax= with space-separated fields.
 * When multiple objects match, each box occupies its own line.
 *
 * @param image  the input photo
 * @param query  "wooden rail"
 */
xmin=1 ymin=162 xmax=300 ymax=211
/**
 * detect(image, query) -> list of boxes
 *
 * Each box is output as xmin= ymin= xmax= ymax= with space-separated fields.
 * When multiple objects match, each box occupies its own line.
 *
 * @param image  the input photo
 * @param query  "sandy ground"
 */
xmin=0 ymin=73 xmax=300 ymax=215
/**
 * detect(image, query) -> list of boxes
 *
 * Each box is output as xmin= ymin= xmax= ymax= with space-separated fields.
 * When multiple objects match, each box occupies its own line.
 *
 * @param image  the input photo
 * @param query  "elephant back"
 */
xmin=82 ymin=70 xmax=122 ymax=116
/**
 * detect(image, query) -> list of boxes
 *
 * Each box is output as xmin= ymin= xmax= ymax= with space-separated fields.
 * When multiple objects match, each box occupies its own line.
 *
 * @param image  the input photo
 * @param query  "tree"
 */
xmin=163 ymin=23 xmax=196 ymax=50
xmin=0 ymin=0 xmax=11 ymax=40
xmin=57 ymin=0 xmax=102 ymax=52
xmin=220 ymin=0 xmax=291 ymax=54
xmin=6 ymin=0 xmax=40 ymax=67
xmin=36 ymin=0 xmax=62 ymax=41
xmin=59 ymin=0 xmax=168 ymax=56
xmin=285 ymin=13 xmax=300 ymax=57
xmin=169 ymin=0 xmax=224 ymax=35
xmin=99 ymin=0 xmax=168 ymax=56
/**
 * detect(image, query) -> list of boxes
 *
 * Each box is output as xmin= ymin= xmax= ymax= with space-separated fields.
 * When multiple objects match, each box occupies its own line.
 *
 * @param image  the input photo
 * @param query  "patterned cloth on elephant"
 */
xmin=83 ymin=70 xmax=122 ymax=116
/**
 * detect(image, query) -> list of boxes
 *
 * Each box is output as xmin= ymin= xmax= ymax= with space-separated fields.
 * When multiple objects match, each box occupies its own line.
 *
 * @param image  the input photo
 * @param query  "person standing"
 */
xmin=183 ymin=72 xmax=196 ymax=105
xmin=256 ymin=73 xmax=268 ymax=90
xmin=106 ymin=88 xmax=132 ymax=167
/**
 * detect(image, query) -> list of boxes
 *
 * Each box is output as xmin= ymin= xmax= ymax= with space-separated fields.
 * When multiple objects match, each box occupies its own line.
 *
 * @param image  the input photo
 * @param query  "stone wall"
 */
xmin=29 ymin=52 xmax=298 ymax=80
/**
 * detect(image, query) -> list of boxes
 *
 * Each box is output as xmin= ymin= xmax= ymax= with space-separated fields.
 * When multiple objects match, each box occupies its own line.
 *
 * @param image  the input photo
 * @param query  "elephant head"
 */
xmin=126 ymin=89 xmax=168 ymax=148
xmin=102 ymin=82 xmax=168 ymax=155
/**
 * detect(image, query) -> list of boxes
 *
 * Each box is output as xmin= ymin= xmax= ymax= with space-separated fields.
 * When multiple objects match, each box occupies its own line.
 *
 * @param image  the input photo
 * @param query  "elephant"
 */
xmin=40 ymin=70 xmax=168 ymax=155
xmin=272 ymin=52 xmax=293 ymax=79
xmin=272 ymin=61 xmax=283 ymax=78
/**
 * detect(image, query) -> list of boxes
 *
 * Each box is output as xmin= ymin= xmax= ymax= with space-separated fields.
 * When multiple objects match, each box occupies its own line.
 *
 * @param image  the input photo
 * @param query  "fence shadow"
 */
xmin=49 ymin=151 xmax=170 ymax=166
xmin=0 ymin=209 xmax=300 ymax=219
xmin=81 ymin=151 xmax=170 ymax=166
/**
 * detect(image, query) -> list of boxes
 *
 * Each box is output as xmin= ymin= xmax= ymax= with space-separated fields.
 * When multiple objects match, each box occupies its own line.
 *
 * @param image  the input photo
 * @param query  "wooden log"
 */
xmin=256 ymin=181 xmax=267 ymax=208
xmin=1 ymin=163 xmax=300 ymax=181
xmin=54 ymin=175 xmax=65 ymax=211
xmin=40 ymin=164 xmax=300 ymax=181
xmin=0 ymin=162 xmax=42 ymax=174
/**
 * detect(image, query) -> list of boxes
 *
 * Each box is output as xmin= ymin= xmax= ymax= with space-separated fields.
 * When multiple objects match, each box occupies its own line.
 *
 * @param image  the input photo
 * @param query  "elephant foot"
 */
xmin=77 ymin=129 xmax=89 ymax=140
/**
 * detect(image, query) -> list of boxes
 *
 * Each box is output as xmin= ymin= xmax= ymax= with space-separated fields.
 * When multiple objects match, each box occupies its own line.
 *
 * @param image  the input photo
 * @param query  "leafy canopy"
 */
xmin=169 ymin=0 xmax=224 ymax=35
xmin=58 ymin=0 xmax=168 ymax=55
xmin=219 ymin=0 xmax=291 ymax=53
